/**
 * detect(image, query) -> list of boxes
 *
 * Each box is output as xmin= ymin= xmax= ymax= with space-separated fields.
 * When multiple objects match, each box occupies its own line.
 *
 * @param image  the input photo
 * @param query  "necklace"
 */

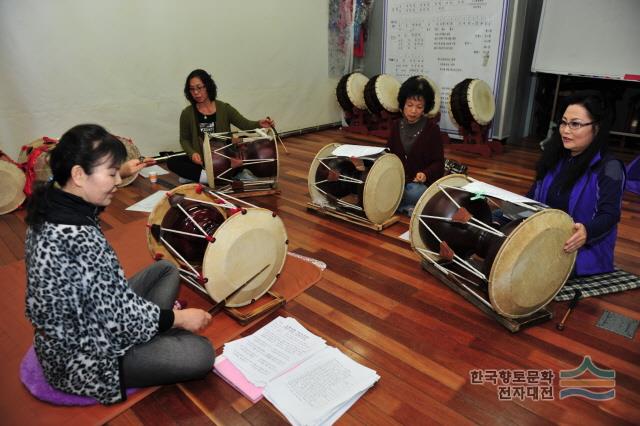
xmin=400 ymin=118 xmax=424 ymax=139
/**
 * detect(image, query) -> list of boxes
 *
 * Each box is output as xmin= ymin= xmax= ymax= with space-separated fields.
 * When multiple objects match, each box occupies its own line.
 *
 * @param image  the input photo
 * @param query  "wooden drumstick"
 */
xmin=556 ymin=289 xmax=581 ymax=331
xmin=208 ymin=264 xmax=270 ymax=314
xmin=267 ymin=116 xmax=289 ymax=154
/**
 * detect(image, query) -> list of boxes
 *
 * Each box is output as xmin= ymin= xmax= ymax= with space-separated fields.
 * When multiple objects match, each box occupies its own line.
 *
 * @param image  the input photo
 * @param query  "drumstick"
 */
xmin=267 ymin=116 xmax=289 ymax=154
xmin=556 ymin=289 xmax=581 ymax=331
xmin=208 ymin=264 xmax=270 ymax=314
xmin=146 ymin=151 xmax=188 ymax=162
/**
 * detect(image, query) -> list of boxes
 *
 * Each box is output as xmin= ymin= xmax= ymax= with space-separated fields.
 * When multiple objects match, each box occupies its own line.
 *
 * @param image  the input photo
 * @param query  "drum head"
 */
xmin=488 ymin=209 xmax=576 ymax=318
xmin=409 ymin=174 xmax=472 ymax=260
xmin=307 ymin=143 xmax=342 ymax=206
xmin=203 ymin=134 xmax=216 ymax=188
xmin=375 ymin=74 xmax=401 ymax=113
xmin=346 ymin=73 xmax=369 ymax=110
xmin=118 ymin=136 xmax=141 ymax=187
xmin=146 ymin=184 xmax=228 ymax=264
xmin=467 ymin=79 xmax=495 ymax=125
xmin=362 ymin=153 xmax=404 ymax=224
xmin=202 ymin=208 xmax=288 ymax=307
xmin=0 ymin=160 xmax=26 ymax=215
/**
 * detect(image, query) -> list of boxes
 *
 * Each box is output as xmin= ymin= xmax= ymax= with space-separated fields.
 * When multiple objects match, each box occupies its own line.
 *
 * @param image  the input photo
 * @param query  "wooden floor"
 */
xmin=2 ymin=129 xmax=639 ymax=425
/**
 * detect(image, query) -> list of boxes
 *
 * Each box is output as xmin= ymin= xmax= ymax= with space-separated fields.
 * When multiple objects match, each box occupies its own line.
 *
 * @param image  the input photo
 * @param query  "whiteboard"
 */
xmin=382 ymin=0 xmax=509 ymax=135
xmin=532 ymin=0 xmax=640 ymax=80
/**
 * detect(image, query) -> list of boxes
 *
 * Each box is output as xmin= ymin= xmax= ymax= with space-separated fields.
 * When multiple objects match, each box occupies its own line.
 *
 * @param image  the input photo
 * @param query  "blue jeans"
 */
xmin=398 ymin=182 xmax=427 ymax=214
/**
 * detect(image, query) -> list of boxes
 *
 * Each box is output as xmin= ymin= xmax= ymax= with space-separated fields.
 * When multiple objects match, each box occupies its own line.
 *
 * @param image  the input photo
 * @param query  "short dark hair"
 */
xmin=535 ymin=92 xmax=612 ymax=189
xmin=184 ymin=69 xmax=217 ymax=104
xmin=397 ymin=76 xmax=435 ymax=112
xmin=26 ymin=124 xmax=126 ymax=227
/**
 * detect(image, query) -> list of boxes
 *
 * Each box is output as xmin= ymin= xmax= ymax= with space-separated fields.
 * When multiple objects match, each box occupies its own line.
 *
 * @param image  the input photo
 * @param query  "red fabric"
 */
xmin=22 ymin=139 xmax=58 ymax=196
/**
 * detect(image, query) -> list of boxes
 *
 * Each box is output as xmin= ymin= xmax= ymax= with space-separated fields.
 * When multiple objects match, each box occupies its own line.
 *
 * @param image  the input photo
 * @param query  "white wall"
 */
xmin=0 ymin=0 xmax=341 ymax=157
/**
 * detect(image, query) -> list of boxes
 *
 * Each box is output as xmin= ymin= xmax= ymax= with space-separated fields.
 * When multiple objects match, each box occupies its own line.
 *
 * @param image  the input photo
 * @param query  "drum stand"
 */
xmin=307 ymin=201 xmax=400 ymax=231
xmin=368 ymin=111 xmax=400 ymax=139
xmin=421 ymin=260 xmax=552 ymax=332
xmin=445 ymin=122 xmax=503 ymax=158
xmin=342 ymin=108 xmax=370 ymax=135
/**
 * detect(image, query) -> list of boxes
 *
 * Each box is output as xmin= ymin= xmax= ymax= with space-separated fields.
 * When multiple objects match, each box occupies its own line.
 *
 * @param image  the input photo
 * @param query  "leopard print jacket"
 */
xmin=25 ymin=213 xmax=160 ymax=404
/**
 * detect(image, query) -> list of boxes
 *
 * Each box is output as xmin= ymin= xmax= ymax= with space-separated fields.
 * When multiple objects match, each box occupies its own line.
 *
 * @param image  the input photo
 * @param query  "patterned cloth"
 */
xmin=555 ymin=269 xmax=640 ymax=301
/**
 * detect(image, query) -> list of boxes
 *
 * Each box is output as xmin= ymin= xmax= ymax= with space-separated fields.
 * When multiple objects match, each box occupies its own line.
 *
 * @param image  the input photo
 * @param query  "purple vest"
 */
xmin=533 ymin=152 xmax=618 ymax=276
xmin=626 ymin=155 xmax=640 ymax=195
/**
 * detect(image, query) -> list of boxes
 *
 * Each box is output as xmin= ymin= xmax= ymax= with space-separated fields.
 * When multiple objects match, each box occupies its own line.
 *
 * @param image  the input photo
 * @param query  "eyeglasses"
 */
xmin=189 ymin=85 xmax=206 ymax=93
xmin=559 ymin=120 xmax=596 ymax=131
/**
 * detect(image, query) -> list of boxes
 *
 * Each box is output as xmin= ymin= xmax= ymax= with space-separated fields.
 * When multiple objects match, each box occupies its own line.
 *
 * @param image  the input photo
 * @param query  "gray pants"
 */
xmin=121 ymin=260 xmax=215 ymax=388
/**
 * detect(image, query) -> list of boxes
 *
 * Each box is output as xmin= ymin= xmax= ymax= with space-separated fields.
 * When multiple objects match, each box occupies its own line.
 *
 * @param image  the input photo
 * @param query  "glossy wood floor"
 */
xmin=2 ymin=129 xmax=639 ymax=425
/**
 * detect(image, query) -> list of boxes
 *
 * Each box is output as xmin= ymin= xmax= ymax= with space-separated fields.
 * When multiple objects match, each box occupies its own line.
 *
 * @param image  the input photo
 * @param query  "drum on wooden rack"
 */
xmin=202 ymin=128 xmax=279 ymax=192
xmin=18 ymin=137 xmax=58 ymax=196
xmin=117 ymin=136 xmax=142 ymax=187
xmin=146 ymin=183 xmax=288 ymax=307
xmin=363 ymin=74 xmax=401 ymax=115
xmin=336 ymin=72 xmax=369 ymax=112
xmin=0 ymin=151 xmax=26 ymax=215
xmin=308 ymin=143 xmax=404 ymax=225
xmin=448 ymin=78 xmax=495 ymax=131
xmin=409 ymin=174 xmax=576 ymax=318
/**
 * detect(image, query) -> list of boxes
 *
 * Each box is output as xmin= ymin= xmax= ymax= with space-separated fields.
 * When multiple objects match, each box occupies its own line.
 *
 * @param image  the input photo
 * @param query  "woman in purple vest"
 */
xmin=529 ymin=93 xmax=626 ymax=276
xmin=385 ymin=76 xmax=444 ymax=215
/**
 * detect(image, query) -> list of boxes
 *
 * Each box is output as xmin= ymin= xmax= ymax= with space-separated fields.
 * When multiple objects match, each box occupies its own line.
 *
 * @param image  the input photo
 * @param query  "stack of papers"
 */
xmin=216 ymin=317 xmax=379 ymax=425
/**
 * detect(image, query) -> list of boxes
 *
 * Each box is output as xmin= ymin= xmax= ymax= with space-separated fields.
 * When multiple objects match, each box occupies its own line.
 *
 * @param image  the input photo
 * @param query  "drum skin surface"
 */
xmin=336 ymin=72 xmax=369 ymax=111
xmin=364 ymin=74 xmax=401 ymax=114
xmin=307 ymin=143 xmax=342 ymax=206
xmin=118 ymin=136 xmax=141 ymax=187
xmin=489 ymin=209 xmax=575 ymax=318
xmin=202 ymin=208 xmax=288 ymax=307
xmin=362 ymin=153 xmax=404 ymax=224
xmin=467 ymin=79 xmax=496 ymax=126
xmin=0 ymin=159 xmax=26 ymax=215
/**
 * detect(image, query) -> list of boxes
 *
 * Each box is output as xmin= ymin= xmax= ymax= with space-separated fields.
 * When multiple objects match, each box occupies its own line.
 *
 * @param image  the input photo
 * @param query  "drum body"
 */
xmin=364 ymin=74 xmax=401 ymax=115
xmin=307 ymin=143 xmax=404 ymax=225
xmin=0 ymin=153 xmax=26 ymax=215
xmin=203 ymin=129 xmax=279 ymax=191
xmin=448 ymin=79 xmax=495 ymax=131
xmin=336 ymin=72 xmax=369 ymax=111
xmin=19 ymin=137 xmax=58 ymax=194
xmin=410 ymin=174 xmax=576 ymax=318
xmin=147 ymin=184 xmax=288 ymax=307
xmin=117 ymin=136 xmax=141 ymax=187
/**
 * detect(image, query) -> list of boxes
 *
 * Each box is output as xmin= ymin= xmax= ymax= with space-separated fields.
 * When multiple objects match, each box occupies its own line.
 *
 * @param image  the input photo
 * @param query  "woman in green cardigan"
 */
xmin=168 ymin=69 xmax=274 ymax=182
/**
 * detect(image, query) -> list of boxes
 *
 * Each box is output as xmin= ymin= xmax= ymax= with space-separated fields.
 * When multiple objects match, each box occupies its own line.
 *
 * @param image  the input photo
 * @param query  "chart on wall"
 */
xmin=383 ymin=0 xmax=509 ymax=136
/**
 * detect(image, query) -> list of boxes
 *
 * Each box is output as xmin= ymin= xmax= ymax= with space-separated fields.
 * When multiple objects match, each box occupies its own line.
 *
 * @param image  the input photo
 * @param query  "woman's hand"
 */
xmin=120 ymin=158 xmax=153 ymax=178
xmin=258 ymin=117 xmax=274 ymax=128
xmin=564 ymin=223 xmax=587 ymax=253
xmin=191 ymin=152 xmax=203 ymax=165
xmin=413 ymin=172 xmax=427 ymax=183
xmin=172 ymin=308 xmax=212 ymax=332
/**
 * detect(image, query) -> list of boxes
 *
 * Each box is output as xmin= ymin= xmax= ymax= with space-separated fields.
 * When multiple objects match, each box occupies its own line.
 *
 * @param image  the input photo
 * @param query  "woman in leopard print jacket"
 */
xmin=25 ymin=124 xmax=215 ymax=404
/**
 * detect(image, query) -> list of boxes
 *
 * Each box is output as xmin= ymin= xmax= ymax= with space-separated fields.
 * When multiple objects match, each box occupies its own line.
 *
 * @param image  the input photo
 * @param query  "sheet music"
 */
xmin=331 ymin=145 xmax=386 ymax=158
xmin=263 ymin=347 xmax=379 ymax=426
xmin=138 ymin=165 xmax=170 ymax=178
xmin=125 ymin=190 xmax=168 ymax=212
xmin=461 ymin=181 xmax=538 ymax=204
xmin=223 ymin=316 xmax=327 ymax=387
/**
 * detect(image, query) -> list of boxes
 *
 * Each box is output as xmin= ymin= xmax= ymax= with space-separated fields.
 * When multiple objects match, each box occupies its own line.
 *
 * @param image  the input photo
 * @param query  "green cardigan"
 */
xmin=179 ymin=100 xmax=260 ymax=157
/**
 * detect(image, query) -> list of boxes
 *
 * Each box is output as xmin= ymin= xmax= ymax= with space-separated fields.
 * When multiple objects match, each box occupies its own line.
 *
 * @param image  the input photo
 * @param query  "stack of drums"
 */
xmin=409 ymin=174 xmax=576 ymax=318
xmin=448 ymin=78 xmax=495 ymax=132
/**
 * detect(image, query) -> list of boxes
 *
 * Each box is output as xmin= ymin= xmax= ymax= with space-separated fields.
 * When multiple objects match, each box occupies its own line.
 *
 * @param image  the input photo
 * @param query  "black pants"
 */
xmin=121 ymin=260 xmax=215 ymax=388
xmin=167 ymin=155 xmax=202 ymax=181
